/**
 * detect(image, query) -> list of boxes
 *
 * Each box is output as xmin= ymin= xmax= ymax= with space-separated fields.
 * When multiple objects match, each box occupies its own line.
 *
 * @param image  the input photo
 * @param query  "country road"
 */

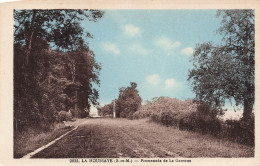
xmin=32 ymin=118 xmax=253 ymax=158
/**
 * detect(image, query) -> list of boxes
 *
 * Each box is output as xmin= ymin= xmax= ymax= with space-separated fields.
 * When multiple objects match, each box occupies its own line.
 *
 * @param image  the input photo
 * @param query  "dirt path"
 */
xmin=32 ymin=118 xmax=253 ymax=158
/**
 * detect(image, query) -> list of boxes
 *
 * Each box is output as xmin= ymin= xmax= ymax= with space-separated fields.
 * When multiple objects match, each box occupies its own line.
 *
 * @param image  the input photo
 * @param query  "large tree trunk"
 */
xmin=26 ymin=10 xmax=36 ymax=66
xmin=242 ymin=78 xmax=254 ymax=121
xmin=243 ymin=98 xmax=253 ymax=120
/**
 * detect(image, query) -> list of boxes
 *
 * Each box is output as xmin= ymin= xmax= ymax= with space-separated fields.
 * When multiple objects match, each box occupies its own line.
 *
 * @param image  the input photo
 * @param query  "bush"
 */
xmin=224 ymin=114 xmax=254 ymax=146
xmin=134 ymin=97 xmax=197 ymax=126
xmin=134 ymin=97 xmax=254 ymax=146
xmin=58 ymin=111 xmax=72 ymax=121
xmin=99 ymin=102 xmax=114 ymax=117
xmin=160 ymin=111 xmax=178 ymax=126
xmin=134 ymin=97 xmax=222 ymax=134
xmin=178 ymin=112 xmax=221 ymax=135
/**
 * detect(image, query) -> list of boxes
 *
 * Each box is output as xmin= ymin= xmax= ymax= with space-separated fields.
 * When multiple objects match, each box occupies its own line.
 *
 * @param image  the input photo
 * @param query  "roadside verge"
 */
xmin=22 ymin=126 xmax=79 ymax=159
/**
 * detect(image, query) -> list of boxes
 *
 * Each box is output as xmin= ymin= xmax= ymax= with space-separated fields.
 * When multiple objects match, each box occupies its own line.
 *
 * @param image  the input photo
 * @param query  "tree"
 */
xmin=66 ymin=48 xmax=101 ymax=117
xmin=188 ymin=10 xmax=254 ymax=120
xmin=14 ymin=10 xmax=103 ymax=49
xmin=98 ymin=102 xmax=114 ymax=117
xmin=14 ymin=10 xmax=103 ymax=84
xmin=116 ymin=82 xmax=142 ymax=118
xmin=14 ymin=10 xmax=104 ymax=130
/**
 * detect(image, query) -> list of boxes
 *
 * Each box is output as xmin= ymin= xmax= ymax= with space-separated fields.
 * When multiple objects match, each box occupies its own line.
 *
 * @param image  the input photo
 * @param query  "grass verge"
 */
xmin=14 ymin=122 xmax=73 ymax=158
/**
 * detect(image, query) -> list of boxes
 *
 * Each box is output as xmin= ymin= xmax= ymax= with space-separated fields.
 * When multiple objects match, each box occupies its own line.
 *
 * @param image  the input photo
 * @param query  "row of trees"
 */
xmin=14 ymin=10 xmax=104 ymax=130
xmin=98 ymin=82 xmax=142 ymax=119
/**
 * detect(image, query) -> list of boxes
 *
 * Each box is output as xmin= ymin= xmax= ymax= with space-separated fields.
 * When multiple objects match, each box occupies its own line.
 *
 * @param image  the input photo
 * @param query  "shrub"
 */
xmin=193 ymin=114 xmax=221 ymax=135
xmin=179 ymin=116 xmax=195 ymax=131
xmin=224 ymin=114 xmax=254 ymax=146
xmin=99 ymin=102 xmax=114 ymax=117
xmin=58 ymin=110 xmax=72 ymax=121
xmin=135 ymin=97 xmax=222 ymax=134
xmin=160 ymin=111 xmax=178 ymax=126
xmin=134 ymin=97 xmax=197 ymax=126
xmin=134 ymin=97 xmax=254 ymax=146
xmin=175 ymin=102 xmax=222 ymax=134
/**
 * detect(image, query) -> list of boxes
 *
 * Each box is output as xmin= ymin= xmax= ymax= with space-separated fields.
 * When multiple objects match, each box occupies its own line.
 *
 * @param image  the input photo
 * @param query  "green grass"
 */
xmin=14 ymin=122 xmax=73 ymax=158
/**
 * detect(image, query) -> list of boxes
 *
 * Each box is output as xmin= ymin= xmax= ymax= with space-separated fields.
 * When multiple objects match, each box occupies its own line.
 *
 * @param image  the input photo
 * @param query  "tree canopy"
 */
xmin=99 ymin=82 xmax=142 ymax=119
xmin=116 ymin=82 xmax=142 ymax=119
xmin=188 ymin=10 xmax=254 ymax=120
xmin=14 ymin=9 xmax=103 ymax=50
xmin=14 ymin=9 xmax=104 ymax=130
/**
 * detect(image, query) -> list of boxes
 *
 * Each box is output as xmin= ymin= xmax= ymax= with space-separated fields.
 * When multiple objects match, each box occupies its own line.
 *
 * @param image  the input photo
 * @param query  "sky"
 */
xmin=82 ymin=10 xmax=224 ymax=106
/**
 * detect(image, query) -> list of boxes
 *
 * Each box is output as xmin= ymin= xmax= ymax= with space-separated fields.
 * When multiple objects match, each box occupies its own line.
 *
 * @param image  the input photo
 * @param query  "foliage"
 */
xmin=14 ymin=9 xmax=104 ymax=51
xmin=133 ymin=97 xmax=223 ymax=133
xmin=116 ymin=82 xmax=142 ymax=119
xmin=14 ymin=46 xmax=101 ymax=129
xmin=224 ymin=115 xmax=254 ymax=146
xmin=188 ymin=10 xmax=255 ymax=120
xmin=98 ymin=82 xmax=142 ymax=119
xmin=134 ymin=96 xmax=254 ymax=146
xmin=98 ymin=102 xmax=114 ymax=117
xmin=58 ymin=111 xmax=73 ymax=121
xmin=133 ymin=97 xmax=197 ymax=121
xmin=179 ymin=112 xmax=222 ymax=135
xmin=14 ymin=9 xmax=103 ymax=131
xmin=63 ymin=48 xmax=101 ymax=116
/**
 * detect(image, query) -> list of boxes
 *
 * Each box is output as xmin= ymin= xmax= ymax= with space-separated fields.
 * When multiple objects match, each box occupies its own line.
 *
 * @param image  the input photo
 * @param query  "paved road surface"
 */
xmin=32 ymin=118 xmax=253 ymax=158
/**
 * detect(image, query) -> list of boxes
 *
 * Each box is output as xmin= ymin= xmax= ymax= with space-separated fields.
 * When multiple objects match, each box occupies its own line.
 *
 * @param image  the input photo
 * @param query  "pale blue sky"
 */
xmin=82 ymin=10 xmax=223 ymax=106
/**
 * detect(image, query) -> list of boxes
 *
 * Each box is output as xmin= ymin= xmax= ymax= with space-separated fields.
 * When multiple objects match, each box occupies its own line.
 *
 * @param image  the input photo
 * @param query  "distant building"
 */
xmin=89 ymin=105 xmax=101 ymax=117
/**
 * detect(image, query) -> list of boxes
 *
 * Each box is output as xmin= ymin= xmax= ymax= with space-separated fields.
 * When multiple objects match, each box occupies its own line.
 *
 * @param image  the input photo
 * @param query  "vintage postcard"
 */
xmin=0 ymin=0 xmax=259 ymax=166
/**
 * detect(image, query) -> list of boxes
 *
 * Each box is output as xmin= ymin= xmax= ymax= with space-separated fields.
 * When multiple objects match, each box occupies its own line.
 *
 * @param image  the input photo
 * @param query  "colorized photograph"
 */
xmin=13 ymin=9 xmax=254 ymax=158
